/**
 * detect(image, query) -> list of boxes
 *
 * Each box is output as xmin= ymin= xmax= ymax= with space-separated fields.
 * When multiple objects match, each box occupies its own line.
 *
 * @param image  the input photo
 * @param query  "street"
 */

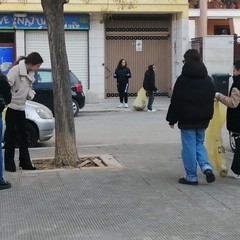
xmin=36 ymin=109 xmax=233 ymax=154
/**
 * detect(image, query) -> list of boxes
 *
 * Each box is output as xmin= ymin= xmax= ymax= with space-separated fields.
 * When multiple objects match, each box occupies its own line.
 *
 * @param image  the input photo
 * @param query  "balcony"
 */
xmin=189 ymin=0 xmax=240 ymax=9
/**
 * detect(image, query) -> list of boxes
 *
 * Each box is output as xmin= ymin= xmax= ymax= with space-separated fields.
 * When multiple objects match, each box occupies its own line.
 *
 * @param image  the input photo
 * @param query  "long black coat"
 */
xmin=143 ymin=69 xmax=157 ymax=92
xmin=166 ymin=61 xmax=215 ymax=129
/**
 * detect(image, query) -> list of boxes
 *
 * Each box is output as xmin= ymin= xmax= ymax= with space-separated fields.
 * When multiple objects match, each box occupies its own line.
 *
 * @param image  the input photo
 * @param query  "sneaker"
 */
xmin=147 ymin=109 xmax=156 ymax=112
xmin=0 ymin=180 xmax=11 ymax=190
xmin=124 ymin=103 xmax=128 ymax=108
xmin=118 ymin=103 xmax=123 ymax=108
xmin=204 ymin=169 xmax=215 ymax=183
xmin=178 ymin=177 xmax=198 ymax=185
xmin=229 ymin=169 xmax=240 ymax=179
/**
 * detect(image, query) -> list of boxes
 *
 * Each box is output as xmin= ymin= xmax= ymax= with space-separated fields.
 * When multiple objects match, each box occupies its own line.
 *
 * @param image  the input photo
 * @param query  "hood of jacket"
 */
xmin=182 ymin=61 xmax=208 ymax=79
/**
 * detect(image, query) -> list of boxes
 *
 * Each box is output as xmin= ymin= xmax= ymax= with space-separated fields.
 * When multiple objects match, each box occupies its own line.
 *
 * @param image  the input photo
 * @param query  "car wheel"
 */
xmin=229 ymin=131 xmax=236 ymax=153
xmin=26 ymin=122 xmax=39 ymax=148
xmin=72 ymin=98 xmax=80 ymax=117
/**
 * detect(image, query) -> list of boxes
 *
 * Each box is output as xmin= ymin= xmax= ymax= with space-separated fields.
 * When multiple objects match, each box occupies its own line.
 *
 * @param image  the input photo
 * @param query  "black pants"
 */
xmin=117 ymin=82 xmax=128 ymax=103
xmin=232 ymin=134 xmax=240 ymax=175
xmin=4 ymin=108 xmax=32 ymax=169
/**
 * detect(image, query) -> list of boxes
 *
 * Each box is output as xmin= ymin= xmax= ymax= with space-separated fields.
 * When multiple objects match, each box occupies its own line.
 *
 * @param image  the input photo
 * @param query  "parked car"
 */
xmin=3 ymin=100 xmax=55 ymax=148
xmin=32 ymin=69 xmax=85 ymax=117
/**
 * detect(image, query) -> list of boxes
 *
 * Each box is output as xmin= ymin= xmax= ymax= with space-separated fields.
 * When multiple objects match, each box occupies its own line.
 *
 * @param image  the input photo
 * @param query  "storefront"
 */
xmin=0 ymin=14 xmax=89 ymax=90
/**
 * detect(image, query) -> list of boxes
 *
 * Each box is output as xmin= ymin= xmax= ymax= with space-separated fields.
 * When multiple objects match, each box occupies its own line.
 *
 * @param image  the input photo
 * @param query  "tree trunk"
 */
xmin=41 ymin=0 xmax=79 ymax=166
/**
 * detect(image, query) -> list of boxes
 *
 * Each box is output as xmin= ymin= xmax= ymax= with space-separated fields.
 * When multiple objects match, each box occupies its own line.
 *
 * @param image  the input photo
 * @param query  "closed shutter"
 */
xmin=25 ymin=31 xmax=88 ymax=91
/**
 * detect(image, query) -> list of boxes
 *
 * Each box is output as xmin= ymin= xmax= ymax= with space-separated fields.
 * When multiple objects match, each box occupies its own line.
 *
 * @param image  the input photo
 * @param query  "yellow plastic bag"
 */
xmin=205 ymin=101 xmax=228 ymax=177
xmin=132 ymin=87 xmax=147 ymax=111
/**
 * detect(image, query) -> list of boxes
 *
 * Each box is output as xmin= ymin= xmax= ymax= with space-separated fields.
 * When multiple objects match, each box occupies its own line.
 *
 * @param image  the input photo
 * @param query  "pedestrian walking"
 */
xmin=215 ymin=59 xmax=240 ymax=179
xmin=166 ymin=49 xmax=216 ymax=185
xmin=143 ymin=64 xmax=158 ymax=112
xmin=4 ymin=52 xmax=43 ymax=172
xmin=0 ymin=70 xmax=12 ymax=189
xmin=113 ymin=59 xmax=132 ymax=108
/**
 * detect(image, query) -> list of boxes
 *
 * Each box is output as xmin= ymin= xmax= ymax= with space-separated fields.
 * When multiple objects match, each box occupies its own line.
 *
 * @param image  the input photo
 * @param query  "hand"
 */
xmin=28 ymin=89 xmax=36 ymax=100
xmin=215 ymin=92 xmax=220 ymax=99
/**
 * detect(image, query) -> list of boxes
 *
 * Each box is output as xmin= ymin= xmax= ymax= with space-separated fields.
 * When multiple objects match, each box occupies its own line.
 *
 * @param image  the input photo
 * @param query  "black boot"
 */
xmin=19 ymin=161 xmax=36 ymax=170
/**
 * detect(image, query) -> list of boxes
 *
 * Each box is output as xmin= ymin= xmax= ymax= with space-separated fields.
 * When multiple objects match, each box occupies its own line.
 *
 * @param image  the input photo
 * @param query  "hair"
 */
xmin=12 ymin=52 xmax=43 ymax=67
xmin=183 ymin=49 xmax=201 ymax=63
xmin=148 ymin=64 xmax=154 ymax=71
xmin=233 ymin=59 xmax=240 ymax=71
xmin=117 ymin=58 xmax=127 ymax=69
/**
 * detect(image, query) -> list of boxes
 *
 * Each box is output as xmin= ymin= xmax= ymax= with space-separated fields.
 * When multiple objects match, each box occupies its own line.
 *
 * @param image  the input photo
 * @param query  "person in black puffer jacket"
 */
xmin=113 ymin=59 xmax=132 ymax=108
xmin=215 ymin=59 xmax=240 ymax=179
xmin=166 ymin=49 xmax=216 ymax=185
xmin=143 ymin=64 xmax=158 ymax=112
xmin=0 ymin=70 xmax=12 ymax=190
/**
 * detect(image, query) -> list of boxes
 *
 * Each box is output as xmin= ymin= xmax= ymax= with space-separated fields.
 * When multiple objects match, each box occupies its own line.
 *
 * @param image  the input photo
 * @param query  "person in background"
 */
xmin=166 ymin=49 xmax=216 ymax=185
xmin=215 ymin=59 xmax=240 ymax=179
xmin=113 ymin=59 xmax=132 ymax=108
xmin=4 ymin=52 xmax=43 ymax=172
xmin=143 ymin=64 xmax=158 ymax=112
xmin=0 ymin=70 xmax=12 ymax=189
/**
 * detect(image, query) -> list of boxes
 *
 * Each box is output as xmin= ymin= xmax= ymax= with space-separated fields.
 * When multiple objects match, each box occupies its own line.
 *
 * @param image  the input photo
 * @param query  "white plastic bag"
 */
xmin=132 ymin=87 xmax=147 ymax=111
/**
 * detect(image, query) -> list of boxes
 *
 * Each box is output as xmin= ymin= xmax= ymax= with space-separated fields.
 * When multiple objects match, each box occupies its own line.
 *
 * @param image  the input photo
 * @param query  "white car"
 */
xmin=3 ymin=100 xmax=55 ymax=147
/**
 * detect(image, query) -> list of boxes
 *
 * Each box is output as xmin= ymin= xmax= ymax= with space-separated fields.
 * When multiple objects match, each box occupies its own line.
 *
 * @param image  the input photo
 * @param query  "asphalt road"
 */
xmin=35 ymin=109 xmax=233 ymax=153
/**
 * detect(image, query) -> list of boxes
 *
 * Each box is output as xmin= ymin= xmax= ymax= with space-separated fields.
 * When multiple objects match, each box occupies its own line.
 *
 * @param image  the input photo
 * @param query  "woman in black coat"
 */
xmin=143 ymin=64 xmax=158 ymax=111
xmin=113 ymin=59 xmax=132 ymax=108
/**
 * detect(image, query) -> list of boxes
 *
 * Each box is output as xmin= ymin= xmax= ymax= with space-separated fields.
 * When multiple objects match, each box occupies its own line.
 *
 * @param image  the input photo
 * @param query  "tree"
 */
xmin=41 ymin=0 xmax=78 ymax=166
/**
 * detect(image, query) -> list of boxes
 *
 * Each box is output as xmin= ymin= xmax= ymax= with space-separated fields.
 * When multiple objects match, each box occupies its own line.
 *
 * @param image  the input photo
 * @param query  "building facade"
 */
xmin=0 ymin=0 xmax=189 ymax=100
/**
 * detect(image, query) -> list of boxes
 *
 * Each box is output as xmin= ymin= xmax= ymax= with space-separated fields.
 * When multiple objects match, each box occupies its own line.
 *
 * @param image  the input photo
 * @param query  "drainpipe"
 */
xmin=198 ymin=0 xmax=208 ymax=37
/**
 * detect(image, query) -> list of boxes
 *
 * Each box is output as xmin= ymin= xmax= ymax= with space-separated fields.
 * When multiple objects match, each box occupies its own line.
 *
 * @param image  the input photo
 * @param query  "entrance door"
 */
xmin=105 ymin=15 xmax=171 ymax=97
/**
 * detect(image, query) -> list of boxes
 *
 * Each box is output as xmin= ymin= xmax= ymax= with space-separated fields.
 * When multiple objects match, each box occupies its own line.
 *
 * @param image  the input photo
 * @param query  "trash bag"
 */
xmin=132 ymin=87 xmax=147 ymax=111
xmin=205 ymin=101 xmax=228 ymax=177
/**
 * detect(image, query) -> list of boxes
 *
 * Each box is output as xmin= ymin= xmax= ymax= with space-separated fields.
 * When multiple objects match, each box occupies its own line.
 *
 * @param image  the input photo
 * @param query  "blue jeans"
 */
xmin=181 ymin=129 xmax=213 ymax=182
xmin=0 ymin=113 xmax=3 ymax=182
xmin=147 ymin=90 xmax=154 ymax=110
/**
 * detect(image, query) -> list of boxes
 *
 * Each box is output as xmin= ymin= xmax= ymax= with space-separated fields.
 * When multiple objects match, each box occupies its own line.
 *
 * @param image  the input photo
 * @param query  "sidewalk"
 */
xmin=82 ymin=96 xmax=170 ymax=112
xmin=1 ymin=96 xmax=240 ymax=240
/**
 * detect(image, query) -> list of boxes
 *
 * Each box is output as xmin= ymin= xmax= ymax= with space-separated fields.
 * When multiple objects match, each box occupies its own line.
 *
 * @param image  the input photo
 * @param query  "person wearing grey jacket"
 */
xmin=4 ymin=52 xmax=43 ymax=172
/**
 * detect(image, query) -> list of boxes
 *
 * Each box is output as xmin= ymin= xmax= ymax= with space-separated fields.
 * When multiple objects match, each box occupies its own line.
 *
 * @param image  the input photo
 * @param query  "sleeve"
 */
xmin=217 ymin=87 xmax=240 ymax=108
xmin=6 ymin=69 xmax=16 ymax=87
xmin=127 ymin=68 xmax=132 ymax=78
xmin=113 ymin=69 xmax=118 ymax=78
xmin=166 ymin=78 xmax=182 ymax=124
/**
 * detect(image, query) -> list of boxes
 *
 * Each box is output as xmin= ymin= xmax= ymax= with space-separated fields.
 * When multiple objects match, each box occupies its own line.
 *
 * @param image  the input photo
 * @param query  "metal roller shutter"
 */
xmin=25 ymin=31 xmax=88 ymax=91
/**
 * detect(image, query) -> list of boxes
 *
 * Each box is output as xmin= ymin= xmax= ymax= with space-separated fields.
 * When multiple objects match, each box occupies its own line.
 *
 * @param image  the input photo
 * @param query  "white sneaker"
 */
xmin=229 ymin=169 xmax=240 ymax=179
xmin=124 ymin=103 xmax=128 ymax=108
xmin=118 ymin=103 xmax=123 ymax=108
xmin=147 ymin=109 xmax=156 ymax=112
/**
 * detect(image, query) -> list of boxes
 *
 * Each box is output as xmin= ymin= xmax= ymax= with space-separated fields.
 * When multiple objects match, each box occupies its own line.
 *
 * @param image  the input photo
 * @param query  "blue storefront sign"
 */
xmin=0 ymin=14 xmax=89 ymax=30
